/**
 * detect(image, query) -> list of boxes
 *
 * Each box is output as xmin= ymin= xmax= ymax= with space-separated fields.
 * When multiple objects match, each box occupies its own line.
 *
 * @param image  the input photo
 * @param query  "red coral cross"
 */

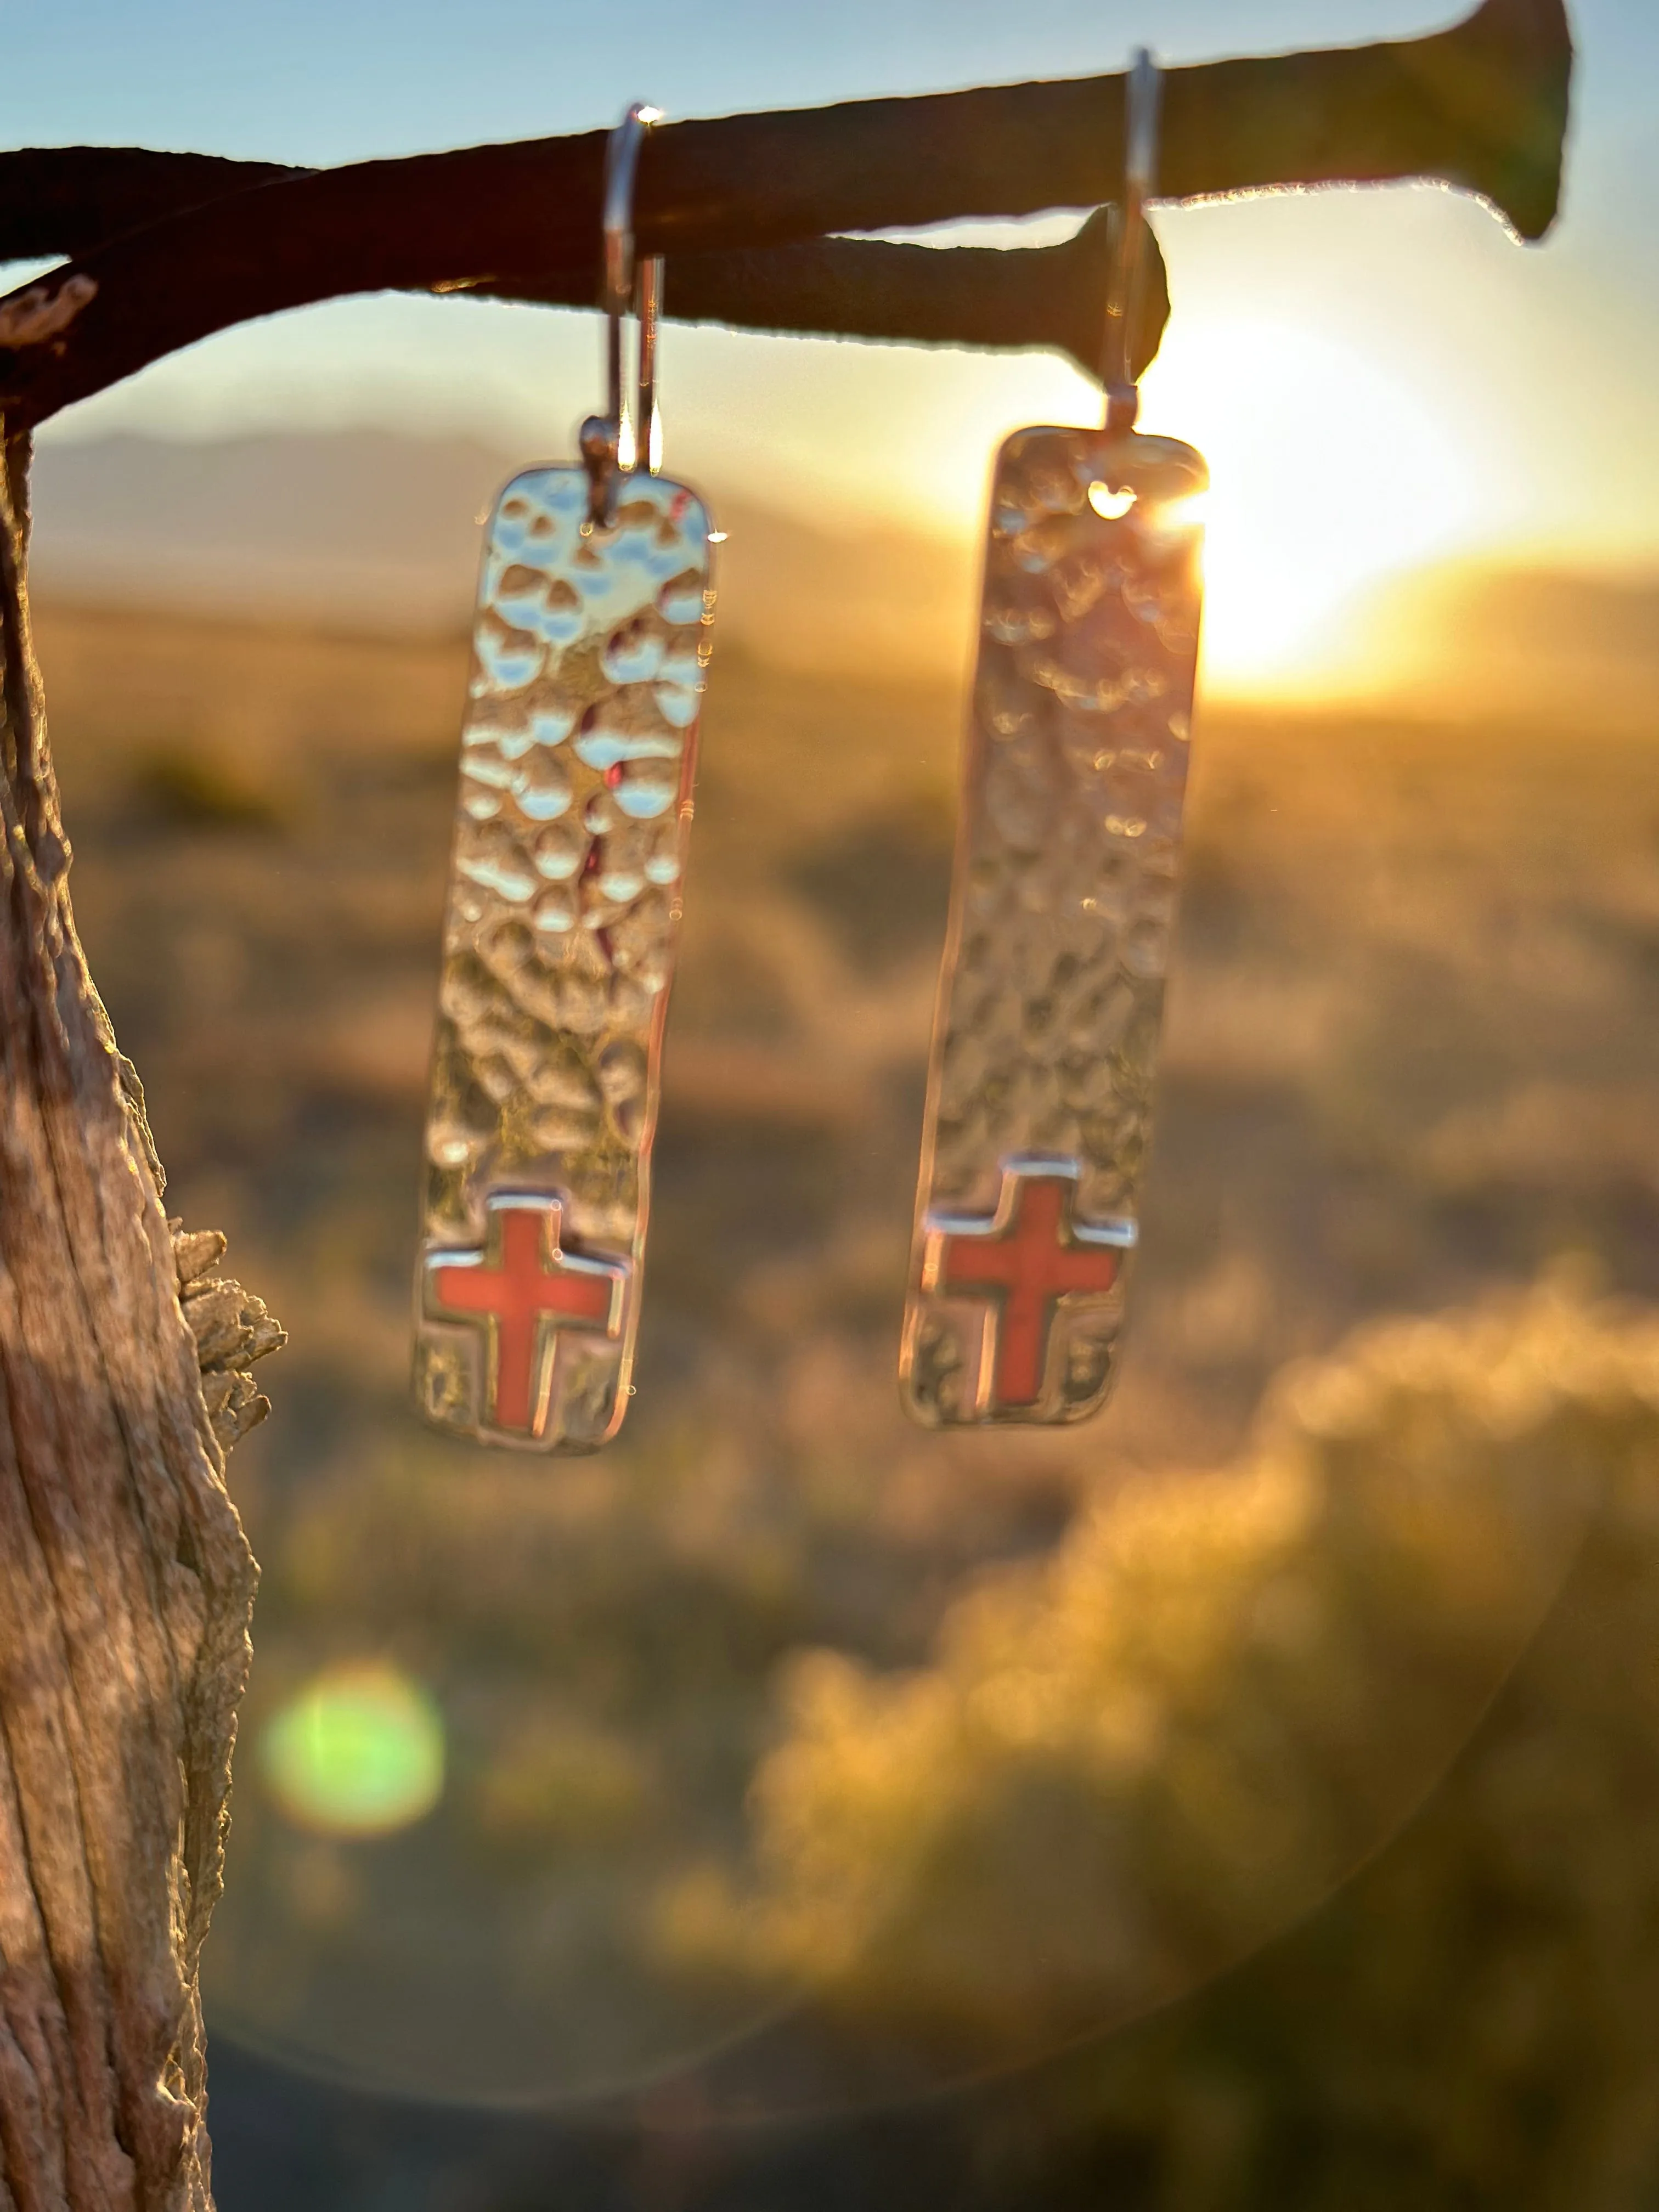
xmin=426 ymin=1197 xmax=626 ymax=1436
xmin=927 ymin=1165 xmax=1130 ymax=1409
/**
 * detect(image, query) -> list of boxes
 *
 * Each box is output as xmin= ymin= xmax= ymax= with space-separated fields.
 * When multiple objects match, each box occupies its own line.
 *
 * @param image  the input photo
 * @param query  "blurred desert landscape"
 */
xmin=29 ymin=428 xmax=1659 ymax=2207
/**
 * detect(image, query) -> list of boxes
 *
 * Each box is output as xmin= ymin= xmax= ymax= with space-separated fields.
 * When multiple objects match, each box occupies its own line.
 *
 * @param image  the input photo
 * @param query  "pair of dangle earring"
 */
xmin=900 ymin=52 xmax=1209 ymax=1427
xmin=413 ymin=103 xmax=717 ymax=1452
xmin=414 ymin=56 xmax=1205 ymax=1452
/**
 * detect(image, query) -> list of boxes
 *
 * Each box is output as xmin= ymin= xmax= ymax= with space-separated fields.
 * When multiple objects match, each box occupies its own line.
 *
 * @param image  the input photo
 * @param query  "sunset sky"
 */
xmin=3 ymin=0 xmax=1656 ymax=692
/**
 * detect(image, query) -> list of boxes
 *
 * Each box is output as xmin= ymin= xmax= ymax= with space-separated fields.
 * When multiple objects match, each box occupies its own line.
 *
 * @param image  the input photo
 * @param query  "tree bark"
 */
xmin=0 ymin=426 xmax=275 ymax=2212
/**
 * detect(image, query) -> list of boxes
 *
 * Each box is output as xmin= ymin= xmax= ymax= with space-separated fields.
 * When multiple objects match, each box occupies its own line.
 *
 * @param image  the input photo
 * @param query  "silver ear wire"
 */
xmin=1101 ymin=49 xmax=1161 ymax=436
xmin=581 ymin=101 xmax=663 ymax=523
xmin=636 ymin=248 xmax=663 ymax=474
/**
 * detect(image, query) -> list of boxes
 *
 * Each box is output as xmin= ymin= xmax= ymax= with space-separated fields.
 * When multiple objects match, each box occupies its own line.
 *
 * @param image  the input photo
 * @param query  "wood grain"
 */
xmin=0 ymin=428 xmax=274 ymax=2212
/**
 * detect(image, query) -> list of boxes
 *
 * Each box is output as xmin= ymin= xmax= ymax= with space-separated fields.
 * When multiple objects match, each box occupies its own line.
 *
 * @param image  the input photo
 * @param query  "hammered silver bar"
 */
xmin=414 ymin=466 xmax=715 ymax=1452
xmin=901 ymin=424 xmax=1206 ymax=1427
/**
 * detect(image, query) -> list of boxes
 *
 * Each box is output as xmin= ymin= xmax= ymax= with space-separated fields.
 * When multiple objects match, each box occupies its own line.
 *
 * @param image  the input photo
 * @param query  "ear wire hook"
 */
xmin=1101 ymin=48 xmax=1161 ymax=437
xmin=580 ymin=100 xmax=663 ymax=524
xmin=635 ymin=247 xmax=663 ymax=475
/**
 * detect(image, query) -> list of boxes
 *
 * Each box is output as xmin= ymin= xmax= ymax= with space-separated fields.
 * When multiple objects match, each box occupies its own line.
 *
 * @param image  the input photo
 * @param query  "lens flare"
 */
xmin=261 ymin=1662 xmax=445 ymax=1838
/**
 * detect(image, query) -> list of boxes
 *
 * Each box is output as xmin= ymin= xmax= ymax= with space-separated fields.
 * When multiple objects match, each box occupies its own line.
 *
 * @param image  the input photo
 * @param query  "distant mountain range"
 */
xmin=28 ymin=430 xmax=978 ymax=678
xmin=1357 ymin=562 xmax=1659 ymax=727
xmin=26 ymin=430 xmax=1659 ymax=720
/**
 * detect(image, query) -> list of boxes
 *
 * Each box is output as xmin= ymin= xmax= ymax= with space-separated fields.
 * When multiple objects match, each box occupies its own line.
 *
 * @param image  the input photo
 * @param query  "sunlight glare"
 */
xmin=1138 ymin=318 xmax=1481 ymax=694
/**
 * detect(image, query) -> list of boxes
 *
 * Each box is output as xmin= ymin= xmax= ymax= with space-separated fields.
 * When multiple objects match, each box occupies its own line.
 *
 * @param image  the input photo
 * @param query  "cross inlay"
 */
xmin=926 ymin=1162 xmax=1133 ymax=1410
xmin=425 ymin=1195 xmax=627 ymax=1437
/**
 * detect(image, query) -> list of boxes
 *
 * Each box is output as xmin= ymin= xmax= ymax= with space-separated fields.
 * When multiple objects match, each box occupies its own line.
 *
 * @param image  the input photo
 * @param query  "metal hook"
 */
xmin=1101 ymin=49 xmax=1161 ymax=437
xmin=636 ymin=247 xmax=663 ymax=476
xmin=581 ymin=101 xmax=663 ymax=524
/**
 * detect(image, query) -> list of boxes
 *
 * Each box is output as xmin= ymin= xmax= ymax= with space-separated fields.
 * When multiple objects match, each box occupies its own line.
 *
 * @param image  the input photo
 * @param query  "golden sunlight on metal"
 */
xmin=1086 ymin=480 xmax=1138 ymax=520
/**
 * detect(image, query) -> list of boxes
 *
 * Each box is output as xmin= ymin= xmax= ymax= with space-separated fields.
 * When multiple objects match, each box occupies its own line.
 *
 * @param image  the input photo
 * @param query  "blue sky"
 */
xmin=2 ymin=0 xmax=1655 ymax=673
xmin=0 ymin=2 xmax=1530 ymax=164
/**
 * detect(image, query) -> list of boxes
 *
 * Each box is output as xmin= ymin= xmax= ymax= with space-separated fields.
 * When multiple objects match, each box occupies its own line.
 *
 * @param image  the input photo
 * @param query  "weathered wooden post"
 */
xmin=0 ymin=427 xmax=278 ymax=2208
xmin=0 ymin=0 xmax=1568 ymax=2198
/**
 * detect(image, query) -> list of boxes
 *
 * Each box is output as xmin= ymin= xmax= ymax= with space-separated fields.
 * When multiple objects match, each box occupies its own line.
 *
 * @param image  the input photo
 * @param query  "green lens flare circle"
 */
xmin=261 ymin=1663 xmax=445 ymax=1838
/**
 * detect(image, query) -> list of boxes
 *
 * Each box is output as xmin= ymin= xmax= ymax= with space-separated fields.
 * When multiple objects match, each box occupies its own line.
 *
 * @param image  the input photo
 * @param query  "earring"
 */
xmin=413 ymin=103 xmax=716 ymax=1453
xmin=900 ymin=53 xmax=1206 ymax=1428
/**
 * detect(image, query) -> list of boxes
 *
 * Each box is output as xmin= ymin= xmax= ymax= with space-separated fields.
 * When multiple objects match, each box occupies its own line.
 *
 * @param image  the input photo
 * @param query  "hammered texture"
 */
xmin=415 ymin=466 xmax=714 ymax=1451
xmin=902 ymin=425 xmax=1206 ymax=1427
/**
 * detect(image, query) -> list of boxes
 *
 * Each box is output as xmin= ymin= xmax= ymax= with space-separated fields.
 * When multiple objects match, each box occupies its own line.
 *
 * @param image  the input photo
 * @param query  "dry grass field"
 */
xmin=34 ymin=592 xmax=1659 ymax=2200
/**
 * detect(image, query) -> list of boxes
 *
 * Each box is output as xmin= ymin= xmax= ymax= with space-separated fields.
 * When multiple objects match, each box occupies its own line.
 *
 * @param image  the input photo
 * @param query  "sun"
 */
xmin=1137 ymin=316 xmax=1482 ymax=696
